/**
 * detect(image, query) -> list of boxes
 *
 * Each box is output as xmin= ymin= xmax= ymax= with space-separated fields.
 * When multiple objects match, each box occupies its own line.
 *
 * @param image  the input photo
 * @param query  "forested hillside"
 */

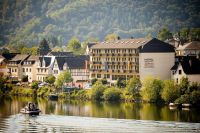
xmin=0 ymin=0 xmax=200 ymax=47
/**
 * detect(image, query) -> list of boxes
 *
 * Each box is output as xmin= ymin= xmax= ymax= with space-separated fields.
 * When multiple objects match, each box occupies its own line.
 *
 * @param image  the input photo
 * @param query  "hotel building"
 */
xmin=89 ymin=38 xmax=149 ymax=84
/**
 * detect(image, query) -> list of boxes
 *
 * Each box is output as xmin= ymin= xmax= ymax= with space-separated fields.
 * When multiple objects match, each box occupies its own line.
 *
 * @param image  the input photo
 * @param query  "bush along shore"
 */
xmin=0 ymin=76 xmax=200 ymax=107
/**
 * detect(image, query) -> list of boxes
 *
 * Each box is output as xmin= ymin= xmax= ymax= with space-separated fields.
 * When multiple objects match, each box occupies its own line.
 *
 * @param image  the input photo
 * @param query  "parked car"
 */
xmin=84 ymin=83 xmax=92 ymax=90
xmin=38 ymin=82 xmax=49 ymax=88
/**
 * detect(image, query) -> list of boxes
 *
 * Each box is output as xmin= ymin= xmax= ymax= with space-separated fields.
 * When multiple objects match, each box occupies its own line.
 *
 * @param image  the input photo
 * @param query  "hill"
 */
xmin=0 ymin=0 xmax=200 ymax=47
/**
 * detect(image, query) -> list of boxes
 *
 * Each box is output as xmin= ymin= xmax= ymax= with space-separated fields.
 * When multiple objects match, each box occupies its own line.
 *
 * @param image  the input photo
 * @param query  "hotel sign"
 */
xmin=144 ymin=58 xmax=154 ymax=68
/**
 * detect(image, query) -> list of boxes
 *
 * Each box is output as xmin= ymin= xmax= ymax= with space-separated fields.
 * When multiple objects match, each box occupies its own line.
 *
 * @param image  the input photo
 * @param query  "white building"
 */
xmin=52 ymin=55 xmax=89 ymax=88
xmin=171 ymin=56 xmax=200 ymax=83
xmin=21 ymin=55 xmax=39 ymax=82
xmin=176 ymin=41 xmax=200 ymax=56
xmin=139 ymin=38 xmax=175 ymax=80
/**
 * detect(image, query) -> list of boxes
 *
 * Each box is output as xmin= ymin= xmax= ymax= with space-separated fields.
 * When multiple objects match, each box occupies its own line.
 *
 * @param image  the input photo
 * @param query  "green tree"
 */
xmin=103 ymin=87 xmax=121 ymax=101
xmin=55 ymin=71 xmax=73 ymax=89
xmin=157 ymin=27 xmax=173 ymax=41
xmin=178 ymin=77 xmax=189 ymax=95
xmin=126 ymin=76 xmax=141 ymax=99
xmin=101 ymin=78 xmax=108 ymax=85
xmin=116 ymin=77 xmax=126 ymax=88
xmin=140 ymin=76 xmax=163 ymax=102
xmin=44 ymin=75 xmax=56 ymax=84
xmin=189 ymin=28 xmax=200 ymax=41
xmin=30 ymin=46 xmax=39 ymax=55
xmin=91 ymin=80 xmax=106 ymax=100
xmin=67 ymin=37 xmax=81 ymax=53
xmin=146 ymin=33 xmax=153 ymax=39
xmin=38 ymin=38 xmax=51 ymax=55
xmin=179 ymin=28 xmax=190 ymax=42
xmin=91 ymin=78 xmax=97 ymax=85
xmin=105 ymin=33 xmax=119 ymax=41
xmin=161 ymin=80 xmax=179 ymax=103
xmin=31 ymin=81 xmax=39 ymax=89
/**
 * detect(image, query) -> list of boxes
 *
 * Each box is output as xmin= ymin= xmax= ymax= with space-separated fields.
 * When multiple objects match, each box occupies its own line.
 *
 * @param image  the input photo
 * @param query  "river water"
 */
xmin=0 ymin=97 xmax=199 ymax=132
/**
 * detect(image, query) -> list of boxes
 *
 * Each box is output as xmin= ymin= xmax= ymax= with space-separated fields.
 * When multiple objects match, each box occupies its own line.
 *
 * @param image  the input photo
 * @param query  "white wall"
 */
xmin=187 ymin=75 xmax=200 ymax=83
xmin=139 ymin=53 xmax=175 ymax=81
xmin=171 ymin=64 xmax=186 ymax=84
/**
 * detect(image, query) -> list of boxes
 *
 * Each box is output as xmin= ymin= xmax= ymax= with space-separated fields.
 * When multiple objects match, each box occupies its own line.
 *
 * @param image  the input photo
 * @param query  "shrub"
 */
xmin=175 ymin=94 xmax=191 ymax=104
xmin=37 ymin=86 xmax=53 ymax=97
xmin=140 ymin=76 xmax=163 ymax=102
xmin=161 ymin=80 xmax=179 ymax=103
xmin=121 ymin=89 xmax=134 ymax=102
xmin=103 ymin=87 xmax=122 ymax=101
xmin=126 ymin=76 xmax=141 ymax=99
xmin=116 ymin=77 xmax=126 ymax=88
xmin=0 ymin=89 xmax=2 ymax=96
xmin=190 ymin=90 xmax=200 ymax=105
xmin=101 ymin=78 xmax=108 ymax=85
xmin=10 ymin=86 xmax=34 ymax=96
xmin=31 ymin=81 xmax=39 ymax=89
xmin=91 ymin=78 xmax=97 ymax=85
xmin=44 ymin=75 xmax=56 ymax=84
xmin=91 ymin=81 xmax=106 ymax=100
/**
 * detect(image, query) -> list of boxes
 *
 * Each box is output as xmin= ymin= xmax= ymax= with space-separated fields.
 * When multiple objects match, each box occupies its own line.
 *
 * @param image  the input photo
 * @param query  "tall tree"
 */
xmin=140 ymin=76 xmax=163 ymax=102
xmin=105 ymin=33 xmax=119 ymax=41
xmin=38 ymin=38 xmax=51 ymax=55
xmin=55 ymin=71 xmax=73 ymax=89
xmin=66 ymin=37 xmax=81 ymax=53
xmin=157 ymin=27 xmax=173 ymax=41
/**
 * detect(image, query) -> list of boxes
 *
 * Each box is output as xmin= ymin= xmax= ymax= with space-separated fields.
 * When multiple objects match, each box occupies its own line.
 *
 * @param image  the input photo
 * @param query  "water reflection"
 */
xmin=0 ymin=97 xmax=200 ymax=122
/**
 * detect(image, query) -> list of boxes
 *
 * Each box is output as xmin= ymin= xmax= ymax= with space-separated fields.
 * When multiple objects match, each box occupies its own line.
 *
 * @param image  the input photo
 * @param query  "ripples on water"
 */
xmin=0 ymin=114 xmax=200 ymax=133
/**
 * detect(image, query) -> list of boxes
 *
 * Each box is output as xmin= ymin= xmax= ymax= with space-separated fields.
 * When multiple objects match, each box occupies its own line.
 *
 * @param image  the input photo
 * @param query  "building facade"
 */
xmin=36 ymin=56 xmax=55 ymax=82
xmin=7 ymin=54 xmax=30 ymax=81
xmin=139 ymin=38 xmax=175 ymax=80
xmin=21 ymin=55 xmax=39 ymax=82
xmin=52 ymin=55 xmax=89 ymax=88
xmin=171 ymin=56 xmax=200 ymax=83
xmin=176 ymin=41 xmax=200 ymax=56
xmin=89 ymin=38 xmax=149 ymax=84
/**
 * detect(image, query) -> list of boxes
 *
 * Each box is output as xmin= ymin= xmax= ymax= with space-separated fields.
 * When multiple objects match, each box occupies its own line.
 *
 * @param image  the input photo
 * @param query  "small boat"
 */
xmin=20 ymin=103 xmax=41 ymax=115
xmin=182 ymin=103 xmax=192 ymax=108
xmin=169 ymin=103 xmax=181 ymax=110
xmin=48 ymin=94 xmax=58 ymax=100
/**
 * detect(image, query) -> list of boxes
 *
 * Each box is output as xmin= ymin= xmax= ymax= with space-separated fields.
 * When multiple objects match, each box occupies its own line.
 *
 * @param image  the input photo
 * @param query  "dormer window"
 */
xmin=63 ymin=63 xmax=67 ymax=70
xmin=42 ymin=59 xmax=45 ymax=67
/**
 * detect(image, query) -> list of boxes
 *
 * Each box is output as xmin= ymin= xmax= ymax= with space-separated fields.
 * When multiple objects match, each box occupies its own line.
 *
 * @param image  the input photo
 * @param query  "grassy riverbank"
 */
xmin=1 ymin=76 xmax=200 ymax=106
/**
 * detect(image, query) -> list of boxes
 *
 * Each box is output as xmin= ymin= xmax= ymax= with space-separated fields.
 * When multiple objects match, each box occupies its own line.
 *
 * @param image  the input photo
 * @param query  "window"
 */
xmin=54 ymin=70 xmax=58 ymax=74
xmin=26 ymin=68 xmax=28 ymax=72
xmin=15 ymin=69 xmax=17 ymax=72
xmin=29 ymin=68 xmax=31 ymax=72
xmin=176 ymin=78 xmax=178 ymax=83
xmin=97 ymin=74 xmax=101 ymax=78
xmin=23 ymin=68 xmax=25 ymax=72
xmin=179 ymin=70 xmax=182 ymax=75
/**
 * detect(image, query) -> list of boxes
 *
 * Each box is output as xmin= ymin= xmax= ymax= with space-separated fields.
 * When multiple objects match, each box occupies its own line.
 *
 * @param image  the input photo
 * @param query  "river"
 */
xmin=0 ymin=97 xmax=199 ymax=132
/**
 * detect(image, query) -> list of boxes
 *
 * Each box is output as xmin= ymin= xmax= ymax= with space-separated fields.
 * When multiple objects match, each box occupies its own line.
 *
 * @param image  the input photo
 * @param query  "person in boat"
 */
xmin=28 ymin=103 xmax=36 ymax=111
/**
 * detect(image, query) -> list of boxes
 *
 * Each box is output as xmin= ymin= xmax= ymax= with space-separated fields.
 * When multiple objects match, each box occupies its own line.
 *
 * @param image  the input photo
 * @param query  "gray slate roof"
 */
xmin=39 ymin=57 xmax=52 ymax=67
xmin=140 ymin=38 xmax=175 ymax=53
xmin=55 ymin=55 xmax=89 ymax=70
xmin=48 ymin=52 xmax=74 ymax=57
xmin=171 ymin=56 xmax=200 ymax=74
